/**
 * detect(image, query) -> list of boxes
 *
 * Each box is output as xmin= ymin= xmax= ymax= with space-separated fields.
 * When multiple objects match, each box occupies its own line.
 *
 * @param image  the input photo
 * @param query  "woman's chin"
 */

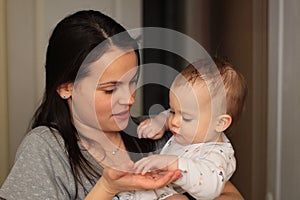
xmin=114 ymin=118 xmax=130 ymax=130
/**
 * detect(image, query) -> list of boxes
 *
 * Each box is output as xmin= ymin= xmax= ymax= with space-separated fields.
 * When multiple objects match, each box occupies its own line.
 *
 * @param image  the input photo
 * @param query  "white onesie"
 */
xmin=117 ymin=133 xmax=236 ymax=200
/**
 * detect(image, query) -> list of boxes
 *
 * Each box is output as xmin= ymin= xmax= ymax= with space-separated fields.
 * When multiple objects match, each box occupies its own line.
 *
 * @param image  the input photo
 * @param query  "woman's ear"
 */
xmin=56 ymin=83 xmax=74 ymax=99
xmin=215 ymin=114 xmax=232 ymax=133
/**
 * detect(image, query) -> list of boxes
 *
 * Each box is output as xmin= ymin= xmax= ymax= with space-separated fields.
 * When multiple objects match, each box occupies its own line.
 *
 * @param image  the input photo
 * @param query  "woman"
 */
xmin=0 ymin=10 xmax=243 ymax=199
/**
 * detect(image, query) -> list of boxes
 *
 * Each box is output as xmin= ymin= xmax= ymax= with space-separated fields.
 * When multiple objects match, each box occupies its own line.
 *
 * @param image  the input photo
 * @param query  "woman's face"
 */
xmin=95 ymin=51 xmax=138 ymax=133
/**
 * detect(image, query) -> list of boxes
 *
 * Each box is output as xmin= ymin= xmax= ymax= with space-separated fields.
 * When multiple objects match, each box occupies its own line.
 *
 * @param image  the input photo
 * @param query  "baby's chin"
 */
xmin=173 ymin=135 xmax=194 ymax=146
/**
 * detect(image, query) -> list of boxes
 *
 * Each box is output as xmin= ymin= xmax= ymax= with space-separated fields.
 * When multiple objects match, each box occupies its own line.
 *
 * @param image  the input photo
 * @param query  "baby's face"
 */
xmin=168 ymin=79 xmax=217 ymax=145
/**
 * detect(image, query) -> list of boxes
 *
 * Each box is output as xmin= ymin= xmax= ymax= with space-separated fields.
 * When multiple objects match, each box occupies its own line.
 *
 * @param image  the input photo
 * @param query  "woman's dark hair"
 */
xmin=31 ymin=10 xmax=146 ymax=197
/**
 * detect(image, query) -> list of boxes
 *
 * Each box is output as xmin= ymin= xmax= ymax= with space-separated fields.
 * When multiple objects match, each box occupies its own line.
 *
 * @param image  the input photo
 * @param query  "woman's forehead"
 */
xmin=87 ymin=50 xmax=137 ymax=81
xmin=102 ymin=53 xmax=136 ymax=79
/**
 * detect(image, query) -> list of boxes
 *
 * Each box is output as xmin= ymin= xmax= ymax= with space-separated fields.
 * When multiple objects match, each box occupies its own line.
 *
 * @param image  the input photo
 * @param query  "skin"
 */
xmin=86 ymin=167 xmax=183 ymax=200
xmin=134 ymin=74 xmax=240 ymax=199
xmin=135 ymin=79 xmax=228 ymax=173
xmin=214 ymin=181 xmax=244 ymax=200
xmin=87 ymin=167 xmax=243 ymax=200
xmin=63 ymin=50 xmax=139 ymax=165
xmin=60 ymin=49 xmax=181 ymax=199
xmin=60 ymin=49 xmax=242 ymax=199
xmin=95 ymin=50 xmax=138 ymax=134
xmin=168 ymin=80 xmax=215 ymax=146
xmin=164 ymin=181 xmax=244 ymax=200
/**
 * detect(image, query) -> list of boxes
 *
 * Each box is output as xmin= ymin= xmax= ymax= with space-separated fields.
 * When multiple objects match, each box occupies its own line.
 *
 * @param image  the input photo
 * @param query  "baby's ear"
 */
xmin=56 ymin=83 xmax=74 ymax=99
xmin=215 ymin=114 xmax=232 ymax=133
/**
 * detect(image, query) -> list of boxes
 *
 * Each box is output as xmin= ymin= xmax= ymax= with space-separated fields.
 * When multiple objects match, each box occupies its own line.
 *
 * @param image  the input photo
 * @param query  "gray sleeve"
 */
xmin=0 ymin=130 xmax=76 ymax=200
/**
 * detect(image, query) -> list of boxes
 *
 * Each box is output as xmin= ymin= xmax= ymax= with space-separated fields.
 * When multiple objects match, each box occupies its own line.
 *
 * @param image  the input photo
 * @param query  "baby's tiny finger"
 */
xmin=142 ymin=167 xmax=152 ymax=175
xmin=146 ymin=132 xmax=158 ymax=139
xmin=137 ymin=124 xmax=147 ymax=138
xmin=134 ymin=161 xmax=145 ymax=173
xmin=142 ymin=127 xmax=153 ymax=139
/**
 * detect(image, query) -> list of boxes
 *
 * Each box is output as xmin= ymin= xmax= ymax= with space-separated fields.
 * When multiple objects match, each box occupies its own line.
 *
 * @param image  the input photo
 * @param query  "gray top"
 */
xmin=0 ymin=126 xmax=103 ymax=200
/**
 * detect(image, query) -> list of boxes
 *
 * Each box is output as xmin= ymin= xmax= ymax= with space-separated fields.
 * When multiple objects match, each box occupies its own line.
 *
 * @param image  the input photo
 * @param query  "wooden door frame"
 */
xmin=252 ymin=0 xmax=268 ymax=198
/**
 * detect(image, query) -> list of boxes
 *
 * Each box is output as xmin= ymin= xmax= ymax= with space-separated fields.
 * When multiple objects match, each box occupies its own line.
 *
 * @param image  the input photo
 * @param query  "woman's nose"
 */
xmin=118 ymin=86 xmax=136 ymax=105
xmin=127 ymin=94 xmax=135 ymax=105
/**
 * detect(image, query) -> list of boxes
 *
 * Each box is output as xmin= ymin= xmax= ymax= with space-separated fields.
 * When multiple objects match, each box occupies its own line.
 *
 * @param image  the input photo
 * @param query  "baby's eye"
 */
xmin=182 ymin=115 xmax=193 ymax=122
xmin=169 ymin=110 xmax=175 ymax=115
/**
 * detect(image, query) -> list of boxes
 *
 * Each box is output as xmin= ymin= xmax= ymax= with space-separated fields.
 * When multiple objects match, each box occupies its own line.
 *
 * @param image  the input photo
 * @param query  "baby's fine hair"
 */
xmin=180 ymin=57 xmax=248 ymax=133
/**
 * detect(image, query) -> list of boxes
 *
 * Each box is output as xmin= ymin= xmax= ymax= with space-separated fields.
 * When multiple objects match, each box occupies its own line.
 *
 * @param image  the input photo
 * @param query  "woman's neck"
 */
xmin=104 ymin=131 xmax=122 ymax=146
xmin=75 ymin=122 xmax=129 ymax=164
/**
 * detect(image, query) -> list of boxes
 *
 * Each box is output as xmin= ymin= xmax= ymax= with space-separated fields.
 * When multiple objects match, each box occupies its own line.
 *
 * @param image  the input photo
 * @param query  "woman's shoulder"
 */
xmin=17 ymin=126 xmax=66 ymax=158
xmin=26 ymin=126 xmax=64 ymax=145
xmin=0 ymin=127 xmax=77 ymax=199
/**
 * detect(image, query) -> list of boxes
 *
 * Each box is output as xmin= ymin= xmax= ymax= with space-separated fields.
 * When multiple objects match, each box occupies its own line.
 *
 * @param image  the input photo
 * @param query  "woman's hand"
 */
xmin=165 ymin=194 xmax=190 ymax=200
xmin=215 ymin=181 xmax=244 ymax=200
xmin=86 ymin=165 xmax=182 ymax=200
xmin=102 ymin=165 xmax=182 ymax=193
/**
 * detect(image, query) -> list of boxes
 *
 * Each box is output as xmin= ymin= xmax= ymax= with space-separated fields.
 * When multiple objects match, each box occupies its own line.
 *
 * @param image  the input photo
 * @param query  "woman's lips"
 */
xmin=113 ymin=110 xmax=130 ymax=120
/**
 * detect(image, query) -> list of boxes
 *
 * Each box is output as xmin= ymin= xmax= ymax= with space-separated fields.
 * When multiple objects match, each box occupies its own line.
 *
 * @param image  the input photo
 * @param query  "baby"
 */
xmin=118 ymin=57 xmax=247 ymax=200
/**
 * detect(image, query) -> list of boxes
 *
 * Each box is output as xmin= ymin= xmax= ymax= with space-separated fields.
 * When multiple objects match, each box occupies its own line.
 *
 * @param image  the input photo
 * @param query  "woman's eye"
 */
xmin=169 ymin=110 xmax=175 ymax=115
xmin=104 ymin=88 xmax=116 ymax=94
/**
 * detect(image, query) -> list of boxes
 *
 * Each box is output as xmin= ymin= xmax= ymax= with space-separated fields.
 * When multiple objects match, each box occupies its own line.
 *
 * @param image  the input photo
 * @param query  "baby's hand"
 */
xmin=137 ymin=112 xmax=168 ymax=139
xmin=134 ymin=155 xmax=179 ymax=175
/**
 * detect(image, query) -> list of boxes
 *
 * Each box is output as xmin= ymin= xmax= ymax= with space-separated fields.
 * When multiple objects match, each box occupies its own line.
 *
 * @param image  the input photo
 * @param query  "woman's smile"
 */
xmin=113 ymin=110 xmax=130 ymax=120
xmin=94 ymin=50 xmax=137 ymax=132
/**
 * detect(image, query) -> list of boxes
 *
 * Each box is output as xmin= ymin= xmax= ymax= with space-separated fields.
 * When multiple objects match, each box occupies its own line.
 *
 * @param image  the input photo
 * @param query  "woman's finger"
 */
xmin=148 ymin=170 xmax=182 ymax=189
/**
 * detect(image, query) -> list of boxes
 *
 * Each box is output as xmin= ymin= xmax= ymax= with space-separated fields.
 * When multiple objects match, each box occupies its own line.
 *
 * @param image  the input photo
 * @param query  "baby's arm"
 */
xmin=134 ymin=155 xmax=179 ymax=175
xmin=173 ymin=146 xmax=236 ymax=199
xmin=137 ymin=110 xmax=169 ymax=139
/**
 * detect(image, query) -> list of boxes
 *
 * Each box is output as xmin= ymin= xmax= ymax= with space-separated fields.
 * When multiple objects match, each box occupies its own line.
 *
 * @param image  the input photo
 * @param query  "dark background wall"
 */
xmin=142 ymin=0 xmax=186 ymax=115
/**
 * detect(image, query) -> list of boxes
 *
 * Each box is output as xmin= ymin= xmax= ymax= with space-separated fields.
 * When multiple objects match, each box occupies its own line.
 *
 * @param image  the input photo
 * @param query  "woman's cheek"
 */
xmin=95 ymin=93 xmax=113 ymax=115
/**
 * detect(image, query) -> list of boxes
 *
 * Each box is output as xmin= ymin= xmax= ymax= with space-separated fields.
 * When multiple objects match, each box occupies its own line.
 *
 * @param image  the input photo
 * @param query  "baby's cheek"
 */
xmin=182 ymin=122 xmax=198 ymax=142
xmin=167 ymin=117 xmax=173 ymax=129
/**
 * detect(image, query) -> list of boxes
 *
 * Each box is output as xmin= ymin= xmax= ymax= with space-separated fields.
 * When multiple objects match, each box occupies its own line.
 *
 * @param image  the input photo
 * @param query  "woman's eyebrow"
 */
xmin=97 ymin=81 xmax=121 ymax=87
xmin=97 ymin=71 xmax=138 ymax=87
